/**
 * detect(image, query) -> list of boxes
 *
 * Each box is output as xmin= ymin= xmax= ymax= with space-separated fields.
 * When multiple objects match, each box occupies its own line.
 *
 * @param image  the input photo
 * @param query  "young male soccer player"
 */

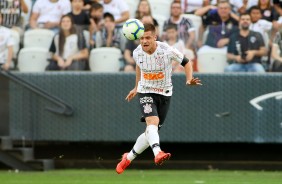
xmin=116 ymin=23 xmax=202 ymax=174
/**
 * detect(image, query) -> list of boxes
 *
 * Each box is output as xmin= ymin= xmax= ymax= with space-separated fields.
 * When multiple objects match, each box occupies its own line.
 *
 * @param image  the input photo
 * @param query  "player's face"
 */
xmin=140 ymin=31 xmax=157 ymax=54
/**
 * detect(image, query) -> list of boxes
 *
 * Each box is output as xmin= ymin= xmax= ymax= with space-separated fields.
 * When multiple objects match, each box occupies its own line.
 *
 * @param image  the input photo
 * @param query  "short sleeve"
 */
xmin=32 ymin=0 xmax=40 ymax=13
xmin=7 ymin=31 xmax=14 ymax=46
xmin=62 ymin=0 xmax=71 ymax=15
xmin=169 ymin=46 xmax=184 ymax=64
xmin=117 ymin=0 xmax=129 ymax=13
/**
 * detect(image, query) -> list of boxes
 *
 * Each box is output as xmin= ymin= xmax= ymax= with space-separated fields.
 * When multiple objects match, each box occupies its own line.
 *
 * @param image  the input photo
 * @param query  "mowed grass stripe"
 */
xmin=0 ymin=170 xmax=282 ymax=184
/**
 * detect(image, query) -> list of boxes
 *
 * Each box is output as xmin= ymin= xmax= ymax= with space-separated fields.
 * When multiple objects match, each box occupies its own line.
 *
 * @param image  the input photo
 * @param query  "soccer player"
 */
xmin=116 ymin=23 xmax=202 ymax=174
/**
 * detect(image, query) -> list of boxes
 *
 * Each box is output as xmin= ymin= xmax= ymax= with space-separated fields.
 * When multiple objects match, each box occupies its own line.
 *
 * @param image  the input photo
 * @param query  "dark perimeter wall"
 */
xmin=6 ymin=72 xmax=282 ymax=143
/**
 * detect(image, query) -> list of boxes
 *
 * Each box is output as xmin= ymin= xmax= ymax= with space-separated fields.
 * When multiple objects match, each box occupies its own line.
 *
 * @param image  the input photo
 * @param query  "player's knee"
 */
xmin=145 ymin=116 xmax=159 ymax=126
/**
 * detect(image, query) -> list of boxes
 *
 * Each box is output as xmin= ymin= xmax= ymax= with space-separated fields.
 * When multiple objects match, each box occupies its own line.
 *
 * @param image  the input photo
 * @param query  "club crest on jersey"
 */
xmin=143 ymin=103 xmax=152 ymax=114
xmin=155 ymin=52 xmax=165 ymax=66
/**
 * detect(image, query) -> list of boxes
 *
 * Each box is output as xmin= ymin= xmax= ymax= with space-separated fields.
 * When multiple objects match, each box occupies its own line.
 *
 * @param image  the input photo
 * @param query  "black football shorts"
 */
xmin=138 ymin=93 xmax=171 ymax=129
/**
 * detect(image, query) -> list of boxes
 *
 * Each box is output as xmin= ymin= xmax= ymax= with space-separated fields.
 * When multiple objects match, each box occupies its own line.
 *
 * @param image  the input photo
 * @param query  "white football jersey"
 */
xmin=133 ymin=41 xmax=185 ymax=96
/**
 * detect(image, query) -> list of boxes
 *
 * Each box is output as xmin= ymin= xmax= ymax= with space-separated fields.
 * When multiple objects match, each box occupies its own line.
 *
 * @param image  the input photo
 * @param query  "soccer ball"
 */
xmin=122 ymin=19 xmax=145 ymax=40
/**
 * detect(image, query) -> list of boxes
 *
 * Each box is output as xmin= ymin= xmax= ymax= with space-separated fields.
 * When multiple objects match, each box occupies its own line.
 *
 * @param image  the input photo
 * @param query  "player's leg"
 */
xmin=127 ymin=132 xmax=150 ymax=161
xmin=152 ymin=95 xmax=171 ymax=165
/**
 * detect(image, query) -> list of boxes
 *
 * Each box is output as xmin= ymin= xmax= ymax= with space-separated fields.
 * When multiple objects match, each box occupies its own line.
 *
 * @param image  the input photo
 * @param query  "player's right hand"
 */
xmin=125 ymin=88 xmax=137 ymax=102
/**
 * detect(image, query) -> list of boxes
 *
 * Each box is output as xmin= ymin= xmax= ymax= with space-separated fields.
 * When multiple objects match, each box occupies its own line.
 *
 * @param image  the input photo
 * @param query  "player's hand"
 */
xmin=186 ymin=78 xmax=202 ymax=86
xmin=125 ymin=88 xmax=137 ymax=102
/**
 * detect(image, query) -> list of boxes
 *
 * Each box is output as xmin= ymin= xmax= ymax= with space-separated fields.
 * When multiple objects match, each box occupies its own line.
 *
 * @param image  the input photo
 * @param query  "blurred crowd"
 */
xmin=1 ymin=0 xmax=282 ymax=72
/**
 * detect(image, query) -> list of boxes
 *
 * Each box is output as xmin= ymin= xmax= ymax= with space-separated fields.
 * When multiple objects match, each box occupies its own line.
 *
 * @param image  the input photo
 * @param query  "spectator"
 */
xmin=196 ymin=1 xmax=238 ymax=49
xmin=181 ymin=0 xmax=209 ymax=14
xmin=101 ymin=0 xmax=129 ymax=27
xmin=249 ymin=6 xmax=272 ymax=46
xmin=100 ymin=12 xmax=122 ymax=48
xmin=226 ymin=13 xmax=266 ymax=72
xmin=83 ymin=0 xmax=99 ymax=11
xmin=0 ymin=13 xmax=14 ymax=71
xmin=256 ymin=0 xmax=280 ymax=34
xmin=249 ymin=5 xmax=272 ymax=70
xmin=0 ymin=0 xmax=28 ymax=32
xmin=141 ymin=15 xmax=159 ymax=38
xmin=162 ymin=1 xmax=196 ymax=50
xmin=135 ymin=0 xmax=158 ymax=26
xmin=273 ymin=0 xmax=282 ymax=17
xmin=68 ymin=0 xmax=90 ymax=31
xmin=164 ymin=24 xmax=195 ymax=73
xmin=89 ymin=3 xmax=104 ymax=48
xmin=29 ymin=0 xmax=71 ymax=33
xmin=257 ymin=0 xmax=278 ymax=22
xmin=47 ymin=15 xmax=89 ymax=71
xmin=271 ymin=30 xmax=282 ymax=72
xmin=123 ymin=40 xmax=139 ymax=72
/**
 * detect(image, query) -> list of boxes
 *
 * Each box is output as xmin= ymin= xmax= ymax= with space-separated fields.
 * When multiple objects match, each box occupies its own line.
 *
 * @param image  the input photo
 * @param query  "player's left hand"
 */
xmin=186 ymin=78 xmax=202 ymax=86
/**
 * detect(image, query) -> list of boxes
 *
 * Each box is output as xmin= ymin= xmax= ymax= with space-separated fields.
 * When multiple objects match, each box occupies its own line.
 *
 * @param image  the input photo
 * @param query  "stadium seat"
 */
xmin=181 ymin=14 xmax=202 ymax=42
xmin=89 ymin=47 xmax=122 ymax=72
xmin=197 ymin=46 xmax=228 ymax=73
xmin=23 ymin=29 xmax=55 ymax=49
xmin=17 ymin=48 xmax=49 ymax=72
xmin=123 ymin=0 xmax=138 ymax=18
xmin=148 ymin=0 xmax=172 ymax=19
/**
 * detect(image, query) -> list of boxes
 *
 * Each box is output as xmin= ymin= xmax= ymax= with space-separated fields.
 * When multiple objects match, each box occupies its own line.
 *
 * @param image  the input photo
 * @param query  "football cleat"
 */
xmin=116 ymin=153 xmax=131 ymax=174
xmin=154 ymin=151 xmax=171 ymax=165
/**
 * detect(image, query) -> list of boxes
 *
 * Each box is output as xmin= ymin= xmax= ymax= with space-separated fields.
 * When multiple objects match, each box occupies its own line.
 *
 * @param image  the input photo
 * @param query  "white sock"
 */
xmin=127 ymin=133 xmax=149 ymax=161
xmin=145 ymin=125 xmax=161 ymax=156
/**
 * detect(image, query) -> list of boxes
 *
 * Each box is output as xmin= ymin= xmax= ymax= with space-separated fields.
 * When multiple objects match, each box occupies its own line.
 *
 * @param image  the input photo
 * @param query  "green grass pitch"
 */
xmin=0 ymin=169 xmax=282 ymax=184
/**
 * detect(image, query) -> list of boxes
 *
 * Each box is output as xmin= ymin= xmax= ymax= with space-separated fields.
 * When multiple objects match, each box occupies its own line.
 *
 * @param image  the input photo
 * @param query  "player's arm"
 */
xmin=182 ymin=56 xmax=202 ymax=86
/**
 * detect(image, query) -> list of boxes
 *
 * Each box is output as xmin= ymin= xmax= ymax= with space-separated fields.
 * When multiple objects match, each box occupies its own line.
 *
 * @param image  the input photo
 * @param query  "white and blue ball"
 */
xmin=122 ymin=19 xmax=145 ymax=40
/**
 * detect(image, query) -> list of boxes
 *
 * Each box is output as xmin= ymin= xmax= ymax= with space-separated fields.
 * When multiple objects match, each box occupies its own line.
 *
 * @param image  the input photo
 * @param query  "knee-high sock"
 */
xmin=127 ymin=133 xmax=149 ymax=161
xmin=145 ymin=125 xmax=161 ymax=156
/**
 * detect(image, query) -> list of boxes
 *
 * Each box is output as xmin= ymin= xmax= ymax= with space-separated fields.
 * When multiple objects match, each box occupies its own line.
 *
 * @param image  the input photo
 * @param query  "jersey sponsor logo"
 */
xmin=142 ymin=86 xmax=164 ymax=93
xmin=140 ymin=96 xmax=153 ymax=104
xmin=143 ymin=103 xmax=152 ymax=114
xmin=143 ymin=72 xmax=164 ymax=80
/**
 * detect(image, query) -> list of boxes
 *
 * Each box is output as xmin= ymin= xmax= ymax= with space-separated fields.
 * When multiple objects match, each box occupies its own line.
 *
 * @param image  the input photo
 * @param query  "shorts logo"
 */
xmin=140 ymin=96 xmax=153 ymax=104
xmin=143 ymin=103 xmax=152 ymax=114
xmin=143 ymin=72 xmax=164 ymax=80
